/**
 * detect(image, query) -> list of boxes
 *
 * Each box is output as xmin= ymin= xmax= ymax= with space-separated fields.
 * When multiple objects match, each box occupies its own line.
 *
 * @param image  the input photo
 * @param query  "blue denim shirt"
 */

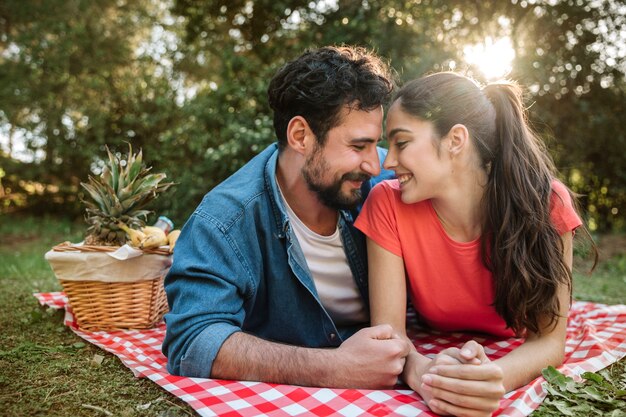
xmin=162 ymin=143 xmax=392 ymax=377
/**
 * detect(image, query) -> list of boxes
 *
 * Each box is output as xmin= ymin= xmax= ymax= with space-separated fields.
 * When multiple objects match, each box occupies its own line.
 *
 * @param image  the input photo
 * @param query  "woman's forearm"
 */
xmin=495 ymin=333 xmax=566 ymax=391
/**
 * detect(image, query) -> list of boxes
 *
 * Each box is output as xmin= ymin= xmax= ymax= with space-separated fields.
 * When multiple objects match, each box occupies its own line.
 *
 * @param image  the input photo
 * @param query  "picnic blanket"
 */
xmin=34 ymin=292 xmax=626 ymax=417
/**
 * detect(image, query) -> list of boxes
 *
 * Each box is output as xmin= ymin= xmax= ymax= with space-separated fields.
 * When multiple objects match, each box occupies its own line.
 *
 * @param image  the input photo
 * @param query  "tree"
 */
xmin=0 ymin=0 xmax=182 ymax=216
xmin=1 ymin=0 xmax=624 ymax=230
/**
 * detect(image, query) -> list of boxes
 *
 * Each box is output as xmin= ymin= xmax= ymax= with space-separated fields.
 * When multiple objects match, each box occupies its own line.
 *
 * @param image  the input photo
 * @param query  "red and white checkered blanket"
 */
xmin=34 ymin=292 xmax=626 ymax=417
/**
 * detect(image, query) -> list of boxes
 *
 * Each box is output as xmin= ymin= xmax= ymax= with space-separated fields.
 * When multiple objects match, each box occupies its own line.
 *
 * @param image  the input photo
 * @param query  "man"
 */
xmin=162 ymin=45 xmax=410 ymax=388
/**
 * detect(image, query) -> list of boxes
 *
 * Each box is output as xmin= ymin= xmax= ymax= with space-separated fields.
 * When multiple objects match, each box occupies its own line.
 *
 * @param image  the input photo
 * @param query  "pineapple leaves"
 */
xmin=80 ymin=143 xmax=175 ymax=246
xmin=81 ymin=177 xmax=113 ymax=214
xmin=127 ymin=148 xmax=143 ymax=184
xmin=105 ymin=145 xmax=120 ymax=193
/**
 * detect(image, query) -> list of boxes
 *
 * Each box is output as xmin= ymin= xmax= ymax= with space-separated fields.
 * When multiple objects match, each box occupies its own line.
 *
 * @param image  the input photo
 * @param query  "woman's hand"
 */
xmin=407 ymin=348 xmax=463 ymax=414
xmin=397 ymin=336 xmax=505 ymax=416
xmin=402 ymin=342 xmax=473 ymax=413
xmin=416 ymin=341 xmax=505 ymax=417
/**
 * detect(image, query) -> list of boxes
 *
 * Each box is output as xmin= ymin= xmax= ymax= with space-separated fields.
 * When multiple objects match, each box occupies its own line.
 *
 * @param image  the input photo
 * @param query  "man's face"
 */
xmin=302 ymin=106 xmax=383 ymax=210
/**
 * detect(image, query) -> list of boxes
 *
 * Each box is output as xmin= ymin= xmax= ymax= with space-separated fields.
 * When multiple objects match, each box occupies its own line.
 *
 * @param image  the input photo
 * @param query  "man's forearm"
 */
xmin=211 ymin=325 xmax=410 ymax=389
xmin=211 ymin=331 xmax=337 ymax=387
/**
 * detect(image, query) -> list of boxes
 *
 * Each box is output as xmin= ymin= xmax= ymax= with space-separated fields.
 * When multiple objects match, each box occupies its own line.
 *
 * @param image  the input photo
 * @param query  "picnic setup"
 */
xmin=3 ymin=3 xmax=626 ymax=416
xmin=33 ymin=292 xmax=626 ymax=417
xmin=31 ymin=145 xmax=626 ymax=416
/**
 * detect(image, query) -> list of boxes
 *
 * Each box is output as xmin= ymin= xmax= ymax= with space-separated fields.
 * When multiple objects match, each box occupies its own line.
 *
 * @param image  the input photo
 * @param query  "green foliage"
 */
xmin=0 ymin=0 xmax=182 ymax=218
xmin=1 ymin=0 xmax=625 ymax=230
xmin=537 ymin=366 xmax=626 ymax=416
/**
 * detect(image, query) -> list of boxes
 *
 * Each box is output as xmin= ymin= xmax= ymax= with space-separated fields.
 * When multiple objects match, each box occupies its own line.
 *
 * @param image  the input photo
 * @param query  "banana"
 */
xmin=167 ymin=229 xmax=181 ymax=254
xmin=138 ymin=226 xmax=168 ymax=249
xmin=117 ymin=222 xmax=146 ymax=247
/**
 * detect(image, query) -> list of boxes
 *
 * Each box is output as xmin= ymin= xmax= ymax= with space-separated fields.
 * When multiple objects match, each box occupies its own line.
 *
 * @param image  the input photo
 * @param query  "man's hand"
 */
xmin=330 ymin=324 xmax=411 ymax=389
xmin=420 ymin=341 xmax=505 ymax=417
xmin=210 ymin=325 xmax=409 ymax=389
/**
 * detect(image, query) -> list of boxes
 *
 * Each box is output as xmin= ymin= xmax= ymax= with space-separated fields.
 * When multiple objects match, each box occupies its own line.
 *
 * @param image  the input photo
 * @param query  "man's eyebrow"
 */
xmin=387 ymin=128 xmax=411 ymax=139
xmin=350 ymin=137 xmax=379 ymax=144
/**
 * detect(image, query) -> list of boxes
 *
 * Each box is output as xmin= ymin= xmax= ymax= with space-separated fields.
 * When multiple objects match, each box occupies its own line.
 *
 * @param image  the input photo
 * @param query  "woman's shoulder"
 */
xmin=549 ymin=178 xmax=582 ymax=234
xmin=550 ymin=178 xmax=569 ymax=197
xmin=367 ymin=179 xmax=401 ymax=202
xmin=368 ymin=180 xmax=431 ymax=212
xmin=550 ymin=178 xmax=575 ymax=207
xmin=375 ymin=178 xmax=401 ymax=191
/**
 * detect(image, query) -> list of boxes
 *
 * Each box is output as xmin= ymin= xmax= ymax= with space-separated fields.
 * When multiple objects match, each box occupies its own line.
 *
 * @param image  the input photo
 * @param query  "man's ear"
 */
xmin=447 ymin=123 xmax=469 ymax=156
xmin=286 ymin=116 xmax=312 ymax=155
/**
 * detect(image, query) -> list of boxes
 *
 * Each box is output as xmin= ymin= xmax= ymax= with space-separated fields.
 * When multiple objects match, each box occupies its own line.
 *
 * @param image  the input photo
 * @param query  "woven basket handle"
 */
xmin=52 ymin=241 xmax=171 ymax=256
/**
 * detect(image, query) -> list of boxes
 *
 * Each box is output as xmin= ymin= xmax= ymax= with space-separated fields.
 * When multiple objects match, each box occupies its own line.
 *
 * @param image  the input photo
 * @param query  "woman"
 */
xmin=355 ymin=72 xmax=592 ymax=416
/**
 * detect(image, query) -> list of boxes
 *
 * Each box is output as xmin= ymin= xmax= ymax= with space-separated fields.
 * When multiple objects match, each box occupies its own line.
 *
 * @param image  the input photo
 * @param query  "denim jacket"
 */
xmin=162 ymin=143 xmax=392 ymax=377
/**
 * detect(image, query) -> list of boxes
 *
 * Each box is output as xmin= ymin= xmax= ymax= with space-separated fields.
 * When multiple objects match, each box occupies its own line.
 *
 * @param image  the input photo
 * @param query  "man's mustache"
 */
xmin=342 ymin=172 xmax=371 ymax=182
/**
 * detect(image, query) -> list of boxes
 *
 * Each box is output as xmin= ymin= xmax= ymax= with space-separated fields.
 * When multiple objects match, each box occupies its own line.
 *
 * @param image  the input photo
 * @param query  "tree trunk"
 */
xmin=8 ymin=123 xmax=15 ymax=156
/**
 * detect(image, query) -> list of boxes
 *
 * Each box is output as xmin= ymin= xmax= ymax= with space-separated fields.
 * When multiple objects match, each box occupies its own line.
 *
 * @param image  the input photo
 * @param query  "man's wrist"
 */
xmin=312 ymin=347 xmax=343 ymax=387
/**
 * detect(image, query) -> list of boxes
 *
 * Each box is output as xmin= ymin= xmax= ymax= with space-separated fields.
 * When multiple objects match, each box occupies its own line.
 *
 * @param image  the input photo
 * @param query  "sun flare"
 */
xmin=463 ymin=36 xmax=516 ymax=80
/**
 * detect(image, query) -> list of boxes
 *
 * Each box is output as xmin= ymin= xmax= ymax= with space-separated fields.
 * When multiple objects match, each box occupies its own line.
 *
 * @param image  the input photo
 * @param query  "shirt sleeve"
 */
xmin=550 ymin=180 xmax=583 ymax=235
xmin=355 ymin=181 xmax=403 ymax=257
xmin=162 ymin=211 xmax=249 ymax=378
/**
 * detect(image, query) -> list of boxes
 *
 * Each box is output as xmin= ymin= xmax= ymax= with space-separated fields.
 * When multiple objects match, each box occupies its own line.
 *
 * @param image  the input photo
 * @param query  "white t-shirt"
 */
xmin=277 ymin=182 xmax=368 ymax=325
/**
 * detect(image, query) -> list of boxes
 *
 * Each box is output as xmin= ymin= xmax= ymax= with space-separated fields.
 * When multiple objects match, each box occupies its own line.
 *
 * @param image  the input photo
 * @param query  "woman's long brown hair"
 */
xmin=395 ymin=72 xmax=593 ymax=335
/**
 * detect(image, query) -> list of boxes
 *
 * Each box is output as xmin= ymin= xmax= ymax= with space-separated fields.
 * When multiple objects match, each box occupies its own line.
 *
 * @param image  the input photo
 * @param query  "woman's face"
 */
xmin=383 ymin=100 xmax=452 ymax=204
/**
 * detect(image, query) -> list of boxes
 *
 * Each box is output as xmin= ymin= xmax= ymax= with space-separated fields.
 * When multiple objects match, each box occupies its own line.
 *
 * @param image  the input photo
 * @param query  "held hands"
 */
xmin=330 ymin=327 xmax=504 ymax=417
xmin=414 ymin=341 xmax=505 ymax=417
xmin=333 ymin=324 xmax=411 ymax=389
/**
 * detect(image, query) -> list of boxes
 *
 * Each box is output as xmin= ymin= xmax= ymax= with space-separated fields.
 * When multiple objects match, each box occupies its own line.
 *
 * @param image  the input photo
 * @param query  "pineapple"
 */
xmin=81 ymin=144 xmax=174 ymax=246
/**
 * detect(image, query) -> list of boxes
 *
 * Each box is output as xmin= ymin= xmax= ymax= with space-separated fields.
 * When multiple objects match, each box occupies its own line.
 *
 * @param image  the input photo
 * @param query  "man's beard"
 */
xmin=301 ymin=146 xmax=371 ymax=210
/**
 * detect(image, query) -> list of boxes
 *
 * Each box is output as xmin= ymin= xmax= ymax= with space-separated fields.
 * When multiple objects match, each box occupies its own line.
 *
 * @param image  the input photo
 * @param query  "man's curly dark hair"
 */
xmin=268 ymin=46 xmax=394 ymax=150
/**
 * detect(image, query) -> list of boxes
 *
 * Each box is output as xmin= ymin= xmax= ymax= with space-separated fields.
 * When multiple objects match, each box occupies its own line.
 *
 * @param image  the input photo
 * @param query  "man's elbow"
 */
xmin=164 ymin=322 xmax=242 ymax=378
xmin=161 ymin=322 xmax=202 ymax=377
xmin=163 ymin=344 xmax=210 ymax=378
xmin=162 ymin=332 xmax=185 ymax=376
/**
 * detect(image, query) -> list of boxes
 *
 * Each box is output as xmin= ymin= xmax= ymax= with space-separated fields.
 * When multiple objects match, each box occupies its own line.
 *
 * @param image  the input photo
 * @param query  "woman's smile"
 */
xmin=397 ymin=173 xmax=413 ymax=186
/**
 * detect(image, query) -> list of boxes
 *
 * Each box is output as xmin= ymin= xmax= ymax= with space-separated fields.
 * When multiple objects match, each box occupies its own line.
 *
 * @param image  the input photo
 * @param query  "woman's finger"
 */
xmin=460 ymin=340 xmax=490 ymax=364
xmin=422 ymin=368 xmax=504 ymax=395
xmin=437 ymin=347 xmax=482 ymax=365
xmin=422 ymin=380 xmax=503 ymax=410
xmin=428 ymin=363 xmax=504 ymax=383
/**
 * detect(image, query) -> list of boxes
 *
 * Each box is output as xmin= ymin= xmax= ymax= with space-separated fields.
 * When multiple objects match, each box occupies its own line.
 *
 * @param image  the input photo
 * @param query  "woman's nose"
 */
xmin=383 ymin=148 xmax=396 ymax=171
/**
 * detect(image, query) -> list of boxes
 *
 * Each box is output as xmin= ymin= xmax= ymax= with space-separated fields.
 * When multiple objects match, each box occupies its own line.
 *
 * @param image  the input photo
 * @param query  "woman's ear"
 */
xmin=447 ymin=124 xmax=469 ymax=156
xmin=286 ymin=116 xmax=311 ymax=155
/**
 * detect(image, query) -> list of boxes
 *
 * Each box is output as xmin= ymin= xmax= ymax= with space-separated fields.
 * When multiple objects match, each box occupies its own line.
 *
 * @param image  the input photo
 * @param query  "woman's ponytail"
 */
xmin=481 ymin=82 xmax=570 ymax=335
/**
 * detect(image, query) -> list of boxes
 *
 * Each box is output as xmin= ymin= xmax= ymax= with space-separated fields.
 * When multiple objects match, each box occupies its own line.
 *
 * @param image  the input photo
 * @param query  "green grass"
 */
xmin=0 ymin=215 xmax=624 ymax=416
xmin=573 ymin=248 xmax=626 ymax=305
xmin=0 ymin=215 xmax=194 ymax=416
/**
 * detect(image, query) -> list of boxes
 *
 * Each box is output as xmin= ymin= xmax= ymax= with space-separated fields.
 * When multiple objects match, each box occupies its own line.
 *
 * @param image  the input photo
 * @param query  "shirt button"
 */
xmin=329 ymin=333 xmax=336 ymax=340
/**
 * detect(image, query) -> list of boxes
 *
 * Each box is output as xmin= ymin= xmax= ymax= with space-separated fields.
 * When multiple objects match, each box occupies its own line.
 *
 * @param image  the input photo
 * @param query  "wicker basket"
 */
xmin=45 ymin=243 xmax=172 ymax=331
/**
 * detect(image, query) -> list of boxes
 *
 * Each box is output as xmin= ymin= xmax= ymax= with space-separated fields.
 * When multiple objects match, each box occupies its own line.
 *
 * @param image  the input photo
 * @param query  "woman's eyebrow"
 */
xmin=387 ymin=128 xmax=411 ymax=140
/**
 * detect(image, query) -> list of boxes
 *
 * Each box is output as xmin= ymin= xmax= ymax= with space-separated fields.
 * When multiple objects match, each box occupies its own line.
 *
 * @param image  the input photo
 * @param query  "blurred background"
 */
xmin=1 ymin=0 xmax=624 ymax=232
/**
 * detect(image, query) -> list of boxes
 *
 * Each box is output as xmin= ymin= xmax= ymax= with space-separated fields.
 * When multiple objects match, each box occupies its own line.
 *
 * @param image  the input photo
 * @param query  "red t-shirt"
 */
xmin=355 ymin=179 xmax=582 ymax=337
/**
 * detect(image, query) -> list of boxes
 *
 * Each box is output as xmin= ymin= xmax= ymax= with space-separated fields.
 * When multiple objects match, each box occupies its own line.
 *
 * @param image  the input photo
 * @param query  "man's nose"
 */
xmin=361 ymin=146 xmax=381 ymax=177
